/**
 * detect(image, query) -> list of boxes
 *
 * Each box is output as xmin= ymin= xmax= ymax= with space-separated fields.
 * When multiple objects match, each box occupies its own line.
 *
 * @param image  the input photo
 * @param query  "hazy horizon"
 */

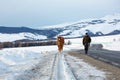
xmin=0 ymin=0 xmax=120 ymax=28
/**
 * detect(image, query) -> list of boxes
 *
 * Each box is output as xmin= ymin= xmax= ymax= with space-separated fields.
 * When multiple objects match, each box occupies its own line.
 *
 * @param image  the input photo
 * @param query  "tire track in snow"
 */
xmin=50 ymin=53 xmax=57 ymax=80
xmin=55 ymin=52 xmax=77 ymax=80
xmin=65 ymin=54 xmax=106 ymax=80
xmin=9 ymin=52 xmax=77 ymax=80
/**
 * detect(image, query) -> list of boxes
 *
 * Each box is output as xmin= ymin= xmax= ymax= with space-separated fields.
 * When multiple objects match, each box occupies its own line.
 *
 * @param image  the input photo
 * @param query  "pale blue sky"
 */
xmin=0 ymin=0 xmax=120 ymax=28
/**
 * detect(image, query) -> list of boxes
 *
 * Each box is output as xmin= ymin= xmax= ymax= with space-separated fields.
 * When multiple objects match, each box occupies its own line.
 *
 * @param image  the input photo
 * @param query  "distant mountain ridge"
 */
xmin=0 ymin=26 xmax=62 ymax=38
xmin=0 ymin=14 xmax=120 ymax=42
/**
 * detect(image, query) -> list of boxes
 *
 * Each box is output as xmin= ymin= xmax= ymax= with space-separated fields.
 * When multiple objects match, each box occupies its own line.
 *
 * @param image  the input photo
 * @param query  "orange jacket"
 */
xmin=56 ymin=36 xmax=64 ymax=52
xmin=56 ymin=36 xmax=64 ymax=46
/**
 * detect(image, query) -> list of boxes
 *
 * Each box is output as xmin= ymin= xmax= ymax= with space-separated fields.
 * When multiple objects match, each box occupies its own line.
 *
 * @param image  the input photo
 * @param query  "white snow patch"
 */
xmin=66 ymin=55 xmax=106 ymax=80
xmin=0 ymin=33 xmax=47 ymax=42
xmin=91 ymin=34 xmax=120 ymax=51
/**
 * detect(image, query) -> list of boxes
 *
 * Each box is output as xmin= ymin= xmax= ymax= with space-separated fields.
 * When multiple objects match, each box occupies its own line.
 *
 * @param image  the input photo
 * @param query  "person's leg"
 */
xmin=85 ymin=47 xmax=87 ymax=54
xmin=85 ymin=44 xmax=88 ymax=54
xmin=58 ymin=45 xmax=63 ymax=52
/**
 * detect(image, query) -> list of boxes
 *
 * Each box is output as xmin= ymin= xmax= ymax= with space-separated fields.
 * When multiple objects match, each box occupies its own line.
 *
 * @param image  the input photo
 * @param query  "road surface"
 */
xmin=79 ymin=44 xmax=120 ymax=67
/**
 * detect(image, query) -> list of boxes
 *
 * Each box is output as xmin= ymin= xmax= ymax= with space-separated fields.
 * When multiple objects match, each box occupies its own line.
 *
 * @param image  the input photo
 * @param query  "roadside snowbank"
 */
xmin=91 ymin=34 xmax=120 ymax=51
xmin=0 ymin=46 xmax=57 ymax=80
xmin=66 ymin=55 xmax=106 ymax=80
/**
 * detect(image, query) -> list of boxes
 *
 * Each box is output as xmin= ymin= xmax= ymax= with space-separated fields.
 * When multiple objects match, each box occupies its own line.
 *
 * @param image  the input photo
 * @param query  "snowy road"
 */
xmin=78 ymin=44 xmax=120 ymax=67
xmin=13 ymin=52 xmax=105 ymax=80
xmin=89 ymin=49 xmax=120 ymax=67
xmin=0 ymin=46 xmax=106 ymax=80
xmin=9 ymin=52 xmax=77 ymax=80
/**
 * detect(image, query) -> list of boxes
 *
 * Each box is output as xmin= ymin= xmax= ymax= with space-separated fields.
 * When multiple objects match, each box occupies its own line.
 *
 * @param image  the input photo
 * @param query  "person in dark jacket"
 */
xmin=82 ymin=33 xmax=91 ymax=54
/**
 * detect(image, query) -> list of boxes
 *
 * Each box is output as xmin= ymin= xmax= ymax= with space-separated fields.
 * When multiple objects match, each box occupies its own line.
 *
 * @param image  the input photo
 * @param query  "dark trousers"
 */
xmin=84 ymin=43 xmax=89 ymax=54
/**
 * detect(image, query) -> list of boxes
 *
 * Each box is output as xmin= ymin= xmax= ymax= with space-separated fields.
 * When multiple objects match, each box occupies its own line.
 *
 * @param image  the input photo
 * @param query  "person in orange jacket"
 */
xmin=56 ymin=36 xmax=64 ymax=52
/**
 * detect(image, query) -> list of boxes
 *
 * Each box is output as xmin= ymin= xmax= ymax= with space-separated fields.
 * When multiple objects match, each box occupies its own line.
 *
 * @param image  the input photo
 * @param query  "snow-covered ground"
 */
xmin=0 ymin=46 xmax=57 ymax=80
xmin=65 ymin=34 xmax=120 ymax=51
xmin=0 ymin=46 xmax=106 ymax=80
xmin=0 ymin=34 xmax=120 ymax=80
xmin=0 ymin=33 xmax=47 ymax=42
xmin=93 ymin=35 xmax=120 ymax=51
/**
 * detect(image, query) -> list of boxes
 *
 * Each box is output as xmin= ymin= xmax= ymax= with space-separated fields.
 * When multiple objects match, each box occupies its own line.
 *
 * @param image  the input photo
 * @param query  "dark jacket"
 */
xmin=83 ymin=35 xmax=91 ymax=45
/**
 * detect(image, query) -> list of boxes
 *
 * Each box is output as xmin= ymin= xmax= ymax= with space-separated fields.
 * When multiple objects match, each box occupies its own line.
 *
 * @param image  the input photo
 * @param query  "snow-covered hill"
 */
xmin=55 ymin=14 xmax=120 ymax=38
xmin=0 ymin=14 xmax=120 ymax=42
xmin=0 ymin=33 xmax=47 ymax=42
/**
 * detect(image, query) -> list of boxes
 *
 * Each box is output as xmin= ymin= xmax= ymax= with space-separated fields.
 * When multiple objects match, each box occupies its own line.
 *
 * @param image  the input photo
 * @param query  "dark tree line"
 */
xmin=0 ymin=40 xmax=56 ymax=49
xmin=0 ymin=39 xmax=71 ymax=49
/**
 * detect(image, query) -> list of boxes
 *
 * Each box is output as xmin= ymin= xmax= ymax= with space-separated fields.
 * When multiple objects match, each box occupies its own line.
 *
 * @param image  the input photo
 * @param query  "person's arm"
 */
xmin=89 ymin=37 xmax=91 ymax=43
xmin=63 ymin=38 xmax=64 ymax=44
xmin=82 ymin=37 xmax=85 ymax=45
xmin=56 ymin=38 xmax=58 ymax=45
